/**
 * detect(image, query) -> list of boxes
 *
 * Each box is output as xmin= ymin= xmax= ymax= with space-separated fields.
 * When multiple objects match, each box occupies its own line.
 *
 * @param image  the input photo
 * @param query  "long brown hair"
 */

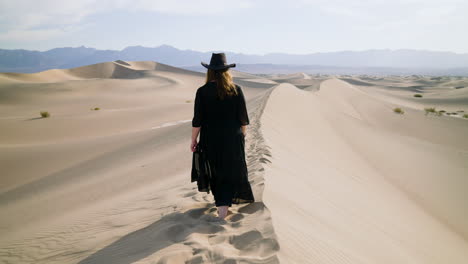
xmin=205 ymin=68 xmax=238 ymax=100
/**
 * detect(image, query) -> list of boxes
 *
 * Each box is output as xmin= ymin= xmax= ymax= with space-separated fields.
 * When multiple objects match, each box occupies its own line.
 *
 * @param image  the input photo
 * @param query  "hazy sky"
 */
xmin=1 ymin=0 xmax=467 ymax=54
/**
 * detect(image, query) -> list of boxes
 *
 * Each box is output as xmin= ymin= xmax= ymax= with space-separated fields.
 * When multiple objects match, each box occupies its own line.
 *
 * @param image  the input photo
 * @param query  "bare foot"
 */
xmin=217 ymin=206 xmax=229 ymax=219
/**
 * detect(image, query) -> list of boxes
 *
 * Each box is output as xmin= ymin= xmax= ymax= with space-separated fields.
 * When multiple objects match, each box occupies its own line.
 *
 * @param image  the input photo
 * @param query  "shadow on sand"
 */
xmin=77 ymin=202 xmax=271 ymax=264
xmin=77 ymin=205 xmax=228 ymax=264
xmin=24 ymin=117 xmax=44 ymax=121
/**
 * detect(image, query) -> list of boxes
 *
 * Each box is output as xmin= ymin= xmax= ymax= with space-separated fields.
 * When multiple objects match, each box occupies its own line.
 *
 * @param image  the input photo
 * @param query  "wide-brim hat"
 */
xmin=201 ymin=52 xmax=236 ymax=70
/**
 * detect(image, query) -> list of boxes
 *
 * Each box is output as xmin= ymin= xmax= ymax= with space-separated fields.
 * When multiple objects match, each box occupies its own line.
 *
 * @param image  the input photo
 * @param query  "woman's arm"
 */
xmin=191 ymin=88 xmax=202 ymax=152
xmin=237 ymin=86 xmax=249 ymax=137
xmin=192 ymin=127 xmax=201 ymax=142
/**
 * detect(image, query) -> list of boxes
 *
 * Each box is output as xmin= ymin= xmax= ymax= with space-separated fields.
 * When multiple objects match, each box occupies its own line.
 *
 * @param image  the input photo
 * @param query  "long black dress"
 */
xmin=191 ymin=81 xmax=255 ymax=207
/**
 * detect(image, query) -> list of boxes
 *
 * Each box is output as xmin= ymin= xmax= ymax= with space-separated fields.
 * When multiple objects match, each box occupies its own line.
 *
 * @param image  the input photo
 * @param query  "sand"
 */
xmin=0 ymin=61 xmax=467 ymax=263
xmin=261 ymin=79 xmax=468 ymax=263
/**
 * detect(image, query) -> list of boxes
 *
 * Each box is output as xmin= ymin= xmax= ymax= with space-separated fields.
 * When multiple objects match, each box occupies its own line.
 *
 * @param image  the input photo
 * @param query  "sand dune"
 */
xmin=0 ymin=61 xmax=204 ymax=83
xmin=339 ymin=76 xmax=468 ymax=114
xmin=1 ymin=61 xmax=467 ymax=263
xmin=0 ymin=61 xmax=141 ymax=83
xmin=269 ymin=72 xmax=327 ymax=91
xmin=0 ymin=61 xmax=273 ymax=144
xmin=261 ymin=79 xmax=468 ymax=263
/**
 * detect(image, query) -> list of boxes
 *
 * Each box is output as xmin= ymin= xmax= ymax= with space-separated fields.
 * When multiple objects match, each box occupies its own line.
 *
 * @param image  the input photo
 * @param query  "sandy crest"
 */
xmin=260 ymin=79 xmax=468 ymax=263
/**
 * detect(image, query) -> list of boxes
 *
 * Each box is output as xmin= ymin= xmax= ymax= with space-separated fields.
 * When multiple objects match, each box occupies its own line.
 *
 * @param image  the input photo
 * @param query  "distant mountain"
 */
xmin=184 ymin=64 xmax=468 ymax=76
xmin=1 ymin=45 xmax=468 ymax=75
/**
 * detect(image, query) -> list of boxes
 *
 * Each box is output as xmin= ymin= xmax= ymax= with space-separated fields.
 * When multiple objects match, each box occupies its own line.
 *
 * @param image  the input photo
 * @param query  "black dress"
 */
xmin=191 ymin=81 xmax=255 ymax=207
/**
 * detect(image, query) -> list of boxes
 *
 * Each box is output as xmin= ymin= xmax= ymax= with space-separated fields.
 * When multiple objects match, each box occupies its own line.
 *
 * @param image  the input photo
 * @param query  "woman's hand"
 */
xmin=241 ymin=125 xmax=247 ymax=138
xmin=190 ymin=139 xmax=198 ymax=152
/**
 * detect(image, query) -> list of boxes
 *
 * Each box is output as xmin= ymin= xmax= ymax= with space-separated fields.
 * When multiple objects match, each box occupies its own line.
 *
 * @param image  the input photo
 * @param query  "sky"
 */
xmin=0 ymin=0 xmax=467 ymax=55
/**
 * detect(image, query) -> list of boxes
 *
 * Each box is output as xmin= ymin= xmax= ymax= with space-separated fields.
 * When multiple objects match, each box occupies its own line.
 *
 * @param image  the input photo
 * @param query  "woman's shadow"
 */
xmin=77 ymin=205 xmax=228 ymax=264
xmin=77 ymin=202 xmax=267 ymax=264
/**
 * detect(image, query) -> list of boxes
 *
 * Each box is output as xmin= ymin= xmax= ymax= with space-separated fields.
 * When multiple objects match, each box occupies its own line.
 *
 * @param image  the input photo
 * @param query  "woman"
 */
xmin=190 ymin=53 xmax=255 ymax=220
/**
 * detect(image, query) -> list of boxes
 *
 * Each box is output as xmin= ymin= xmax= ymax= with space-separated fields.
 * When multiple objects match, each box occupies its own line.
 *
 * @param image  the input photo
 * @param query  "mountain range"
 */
xmin=1 ymin=45 xmax=468 ymax=75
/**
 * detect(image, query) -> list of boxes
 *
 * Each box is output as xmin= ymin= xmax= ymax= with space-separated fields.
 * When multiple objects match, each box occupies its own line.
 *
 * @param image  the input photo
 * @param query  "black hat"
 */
xmin=201 ymin=52 xmax=236 ymax=70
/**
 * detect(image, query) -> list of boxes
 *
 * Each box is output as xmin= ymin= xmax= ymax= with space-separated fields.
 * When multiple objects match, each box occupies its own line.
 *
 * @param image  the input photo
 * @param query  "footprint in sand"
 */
xmin=183 ymin=191 xmax=198 ymax=197
xmin=229 ymin=230 xmax=280 ymax=257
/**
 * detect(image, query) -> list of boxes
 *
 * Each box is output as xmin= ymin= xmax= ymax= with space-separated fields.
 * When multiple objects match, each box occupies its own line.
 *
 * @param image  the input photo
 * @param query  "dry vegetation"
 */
xmin=40 ymin=111 xmax=50 ymax=118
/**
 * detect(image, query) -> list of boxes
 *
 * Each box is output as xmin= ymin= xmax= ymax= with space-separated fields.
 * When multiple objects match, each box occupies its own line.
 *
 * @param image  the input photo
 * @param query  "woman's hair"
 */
xmin=205 ymin=68 xmax=238 ymax=100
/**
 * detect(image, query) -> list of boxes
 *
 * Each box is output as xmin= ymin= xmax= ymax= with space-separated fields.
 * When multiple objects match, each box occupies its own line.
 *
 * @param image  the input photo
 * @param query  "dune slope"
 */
xmin=261 ymin=79 xmax=468 ymax=263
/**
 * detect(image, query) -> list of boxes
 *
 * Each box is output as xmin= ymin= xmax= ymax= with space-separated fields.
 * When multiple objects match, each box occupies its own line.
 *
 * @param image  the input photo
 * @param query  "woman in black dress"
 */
xmin=190 ymin=53 xmax=255 ymax=220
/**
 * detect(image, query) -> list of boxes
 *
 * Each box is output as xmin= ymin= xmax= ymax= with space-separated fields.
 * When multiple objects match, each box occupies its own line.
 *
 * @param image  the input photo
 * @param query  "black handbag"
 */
xmin=191 ymin=143 xmax=212 ymax=193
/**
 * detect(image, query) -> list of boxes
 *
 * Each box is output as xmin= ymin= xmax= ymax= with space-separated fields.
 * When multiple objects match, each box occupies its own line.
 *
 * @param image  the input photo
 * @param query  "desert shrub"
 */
xmin=413 ymin=94 xmax=423 ymax=98
xmin=94 ymin=107 xmax=100 ymax=110
xmin=393 ymin=107 xmax=404 ymax=114
xmin=185 ymin=100 xmax=192 ymax=103
xmin=40 ymin=111 xmax=50 ymax=118
xmin=424 ymin=107 xmax=436 ymax=115
xmin=463 ymin=114 xmax=468 ymax=118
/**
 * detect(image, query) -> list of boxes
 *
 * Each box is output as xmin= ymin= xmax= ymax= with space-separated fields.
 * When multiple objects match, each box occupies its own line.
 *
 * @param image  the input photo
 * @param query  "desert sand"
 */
xmin=0 ymin=61 xmax=467 ymax=263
